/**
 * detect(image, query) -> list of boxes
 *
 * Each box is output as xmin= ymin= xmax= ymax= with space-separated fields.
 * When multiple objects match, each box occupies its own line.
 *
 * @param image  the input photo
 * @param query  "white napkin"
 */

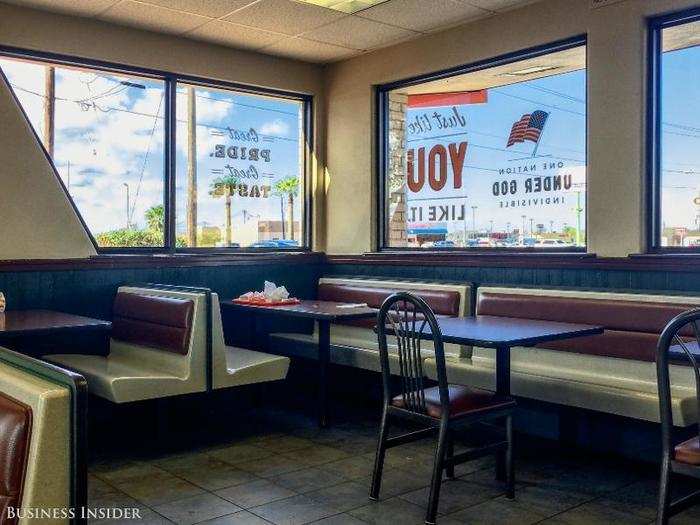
xmin=263 ymin=281 xmax=290 ymax=301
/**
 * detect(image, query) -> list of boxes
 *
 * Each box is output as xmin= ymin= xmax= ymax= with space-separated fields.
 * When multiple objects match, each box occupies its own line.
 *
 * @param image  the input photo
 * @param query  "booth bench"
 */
xmin=0 ymin=347 xmax=87 ymax=524
xmin=47 ymin=286 xmax=289 ymax=403
xmin=425 ymin=286 xmax=700 ymax=426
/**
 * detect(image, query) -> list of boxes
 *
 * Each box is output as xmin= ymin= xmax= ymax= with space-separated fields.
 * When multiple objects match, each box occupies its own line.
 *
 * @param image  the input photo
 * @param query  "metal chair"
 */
xmin=370 ymin=292 xmax=516 ymax=525
xmin=657 ymin=308 xmax=700 ymax=524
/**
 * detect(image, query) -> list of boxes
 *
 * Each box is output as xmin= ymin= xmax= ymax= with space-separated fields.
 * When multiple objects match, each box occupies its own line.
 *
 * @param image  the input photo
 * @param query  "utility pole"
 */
xmin=43 ymin=66 xmax=55 ymax=156
xmin=123 ymin=183 xmax=130 ymax=229
xmin=529 ymin=218 xmax=534 ymax=236
xmin=186 ymin=86 xmax=197 ymax=247
xmin=471 ymin=205 xmax=477 ymax=237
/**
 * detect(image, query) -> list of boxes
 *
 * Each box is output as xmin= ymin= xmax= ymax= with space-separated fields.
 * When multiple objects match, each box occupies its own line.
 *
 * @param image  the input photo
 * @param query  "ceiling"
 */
xmin=401 ymin=45 xmax=585 ymax=95
xmin=1 ymin=0 xmax=537 ymax=64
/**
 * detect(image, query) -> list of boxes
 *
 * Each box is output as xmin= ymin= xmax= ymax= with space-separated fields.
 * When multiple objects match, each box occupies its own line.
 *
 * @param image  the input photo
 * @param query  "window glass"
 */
xmin=383 ymin=44 xmax=586 ymax=249
xmin=175 ymin=84 xmax=304 ymax=249
xmin=0 ymin=56 xmax=166 ymax=248
xmin=658 ymin=20 xmax=700 ymax=248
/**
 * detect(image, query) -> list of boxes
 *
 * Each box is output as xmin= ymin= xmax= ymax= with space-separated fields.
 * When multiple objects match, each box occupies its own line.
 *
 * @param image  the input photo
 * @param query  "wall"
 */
xmin=323 ymin=0 xmax=699 ymax=257
xmin=0 ymin=3 xmax=325 ymax=259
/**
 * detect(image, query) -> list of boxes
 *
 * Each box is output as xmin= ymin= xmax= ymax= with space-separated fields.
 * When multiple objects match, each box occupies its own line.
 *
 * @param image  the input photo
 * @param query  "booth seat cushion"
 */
xmin=46 ymin=353 xmax=193 ymax=404
xmin=0 ymin=392 xmax=31 ymax=523
xmin=477 ymin=291 xmax=695 ymax=362
xmin=215 ymin=347 xmax=290 ymax=389
xmin=112 ymin=292 xmax=194 ymax=355
xmin=424 ymin=350 xmax=698 ymax=425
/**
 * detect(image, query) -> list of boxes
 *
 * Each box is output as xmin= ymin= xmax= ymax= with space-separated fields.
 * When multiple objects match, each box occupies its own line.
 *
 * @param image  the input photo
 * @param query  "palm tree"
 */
xmin=209 ymin=175 xmax=238 ymax=246
xmin=145 ymin=204 xmax=164 ymax=233
xmin=273 ymin=176 xmax=299 ymax=241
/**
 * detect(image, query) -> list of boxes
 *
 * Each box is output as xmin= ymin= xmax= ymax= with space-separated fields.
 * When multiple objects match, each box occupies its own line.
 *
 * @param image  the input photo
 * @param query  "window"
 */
xmin=649 ymin=10 xmax=700 ymax=250
xmin=175 ymin=84 xmax=305 ymax=249
xmin=0 ymin=56 xmax=166 ymax=248
xmin=379 ymin=38 xmax=587 ymax=250
xmin=0 ymin=51 xmax=310 ymax=251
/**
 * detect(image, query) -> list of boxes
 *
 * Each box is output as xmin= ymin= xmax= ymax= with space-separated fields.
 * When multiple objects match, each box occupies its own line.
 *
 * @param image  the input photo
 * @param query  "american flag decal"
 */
xmin=506 ymin=110 xmax=549 ymax=147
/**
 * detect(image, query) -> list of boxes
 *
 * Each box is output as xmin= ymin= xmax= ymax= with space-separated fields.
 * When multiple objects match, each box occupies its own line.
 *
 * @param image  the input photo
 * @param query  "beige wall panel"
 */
xmin=323 ymin=0 xmax=699 ymax=256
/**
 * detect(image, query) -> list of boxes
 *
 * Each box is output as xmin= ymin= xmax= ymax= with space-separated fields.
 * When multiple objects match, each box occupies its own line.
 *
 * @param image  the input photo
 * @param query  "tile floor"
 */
xmin=88 ymin=406 xmax=700 ymax=525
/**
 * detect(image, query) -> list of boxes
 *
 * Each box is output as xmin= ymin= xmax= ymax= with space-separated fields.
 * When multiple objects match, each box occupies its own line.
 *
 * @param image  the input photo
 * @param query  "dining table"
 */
xmin=223 ymin=299 xmax=377 ymax=427
xmin=0 ymin=310 xmax=112 ymax=353
xmin=383 ymin=314 xmax=605 ymax=396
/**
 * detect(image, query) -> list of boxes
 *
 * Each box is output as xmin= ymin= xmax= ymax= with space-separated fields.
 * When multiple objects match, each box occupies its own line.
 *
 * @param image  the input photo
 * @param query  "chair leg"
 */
xmin=657 ymin=455 xmax=672 ymax=525
xmin=426 ymin=419 xmax=448 ymax=525
xmin=446 ymin=432 xmax=455 ymax=479
xmin=505 ymin=415 xmax=514 ymax=499
xmin=370 ymin=408 xmax=390 ymax=501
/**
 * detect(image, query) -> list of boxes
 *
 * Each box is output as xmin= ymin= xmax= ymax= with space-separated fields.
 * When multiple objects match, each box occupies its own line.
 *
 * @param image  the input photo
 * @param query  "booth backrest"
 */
xmin=0 ymin=347 xmax=86 ymax=524
xmin=0 ymin=392 xmax=31 ymax=524
xmin=476 ymin=287 xmax=700 ymax=362
xmin=112 ymin=292 xmax=194 ymax=355
xmin=318 ymin=278 xmax=468 ymax=329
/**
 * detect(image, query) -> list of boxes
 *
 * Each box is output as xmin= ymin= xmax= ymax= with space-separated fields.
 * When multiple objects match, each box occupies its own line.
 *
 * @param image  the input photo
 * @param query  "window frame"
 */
xmin=0 ymin=45 xmax=313 ymax=254
xmin=647 ymin=7 xmax=700 ymax=253
xmin=375 ymin=35 xmax=588 ymax=253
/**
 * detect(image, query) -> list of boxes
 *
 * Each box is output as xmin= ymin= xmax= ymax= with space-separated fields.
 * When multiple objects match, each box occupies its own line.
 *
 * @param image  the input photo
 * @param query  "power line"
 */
xmin=490 ymin=89 xmax=587 ymax=117
xmin=129 ymin=91 xmax=164 ymax=225
xmin=8 ymin=83 xmax=298 ymax=142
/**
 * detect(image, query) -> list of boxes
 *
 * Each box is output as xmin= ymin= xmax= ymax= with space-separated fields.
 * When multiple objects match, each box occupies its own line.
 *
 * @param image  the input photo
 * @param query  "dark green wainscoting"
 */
xmin=0 ymin=257 xmax=322 ymax=320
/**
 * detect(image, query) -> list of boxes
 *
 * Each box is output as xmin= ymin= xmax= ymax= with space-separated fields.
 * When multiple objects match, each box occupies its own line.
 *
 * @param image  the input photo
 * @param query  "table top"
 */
xmin=0 ymin=310 xmax=111 ymax=338
xmin=668 ymin=340 xmax=700 ymax=365
xmin=384 ymin=315 xmax=604 ymax=348
xmin=223 ymin=299 xmax=377 ymax=321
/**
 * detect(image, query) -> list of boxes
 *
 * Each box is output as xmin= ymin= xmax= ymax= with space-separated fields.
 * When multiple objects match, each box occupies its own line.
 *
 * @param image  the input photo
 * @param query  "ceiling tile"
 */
xmin=262 ymin=37 xmax=358 ymax=62
xmin=357 ymin=0 xmax=489 ymax=33
xmin=138 ymin=0 xmax=255 ymax=18
xmin=463 ymin=0 xmax=534 ymax=12
xmin=187 ymin=20 xmax=285 ymax=50
xmin=225 ymin=0 xmax=346 ymax=36
xmin=98 ymin=1 xmax=212 ymax=34
xmin=302 ymin=15 xmax=416 ymax=50
xmin=2 ymin=0 xmax=120 ymax=16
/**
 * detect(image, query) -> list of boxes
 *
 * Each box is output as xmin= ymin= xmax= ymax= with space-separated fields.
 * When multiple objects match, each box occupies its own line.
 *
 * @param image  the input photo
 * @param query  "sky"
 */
xmin=401 ymin=68 xmax=587 ymax=238
xmin=660 ymin=41 xmax=700 ymax=232
xmin=0 ymin=56 xmax=302 ymax=244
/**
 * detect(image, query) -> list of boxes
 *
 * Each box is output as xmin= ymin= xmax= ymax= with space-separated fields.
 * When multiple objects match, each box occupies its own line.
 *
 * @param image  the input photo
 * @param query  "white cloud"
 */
xmin=260 ymin=119 xmax=290 ymax=136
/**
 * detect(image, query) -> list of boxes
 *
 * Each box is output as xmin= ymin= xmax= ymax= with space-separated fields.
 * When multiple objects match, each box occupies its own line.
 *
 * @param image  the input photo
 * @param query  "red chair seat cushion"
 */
xmin=675 ymin=436 xmax=700 ymax=465
xmin=391 ymin=385 xmax=515 ymax=419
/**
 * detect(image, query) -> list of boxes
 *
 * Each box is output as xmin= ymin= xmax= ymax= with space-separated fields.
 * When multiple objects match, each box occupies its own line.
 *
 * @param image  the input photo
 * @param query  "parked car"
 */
xmin=433 ymin=240 xmax=456 ymax=248
xmin=249 ymin=239 xmax=299 ymax=248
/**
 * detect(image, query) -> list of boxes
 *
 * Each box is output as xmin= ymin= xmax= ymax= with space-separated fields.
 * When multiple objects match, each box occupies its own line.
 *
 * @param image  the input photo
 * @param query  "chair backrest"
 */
xmin=657 ymin=308 xmax=700 ymax=457
xmin=377 ymin=292 xmax=449 ymax=417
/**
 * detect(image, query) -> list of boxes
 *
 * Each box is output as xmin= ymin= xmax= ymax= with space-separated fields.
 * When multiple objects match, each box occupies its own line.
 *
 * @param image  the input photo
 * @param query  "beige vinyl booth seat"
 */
xmin=0 ymin=347 xmax=87 ymax=525
xmin=210 ymin=293 xmax=289 ymax=389
xmin=424 ymin=286 xmax=700 ymax=426
xmin=47 ymin=286 xmax=208 ymax=404
xmin=269 ymin=277 xmax=471 ymax=373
